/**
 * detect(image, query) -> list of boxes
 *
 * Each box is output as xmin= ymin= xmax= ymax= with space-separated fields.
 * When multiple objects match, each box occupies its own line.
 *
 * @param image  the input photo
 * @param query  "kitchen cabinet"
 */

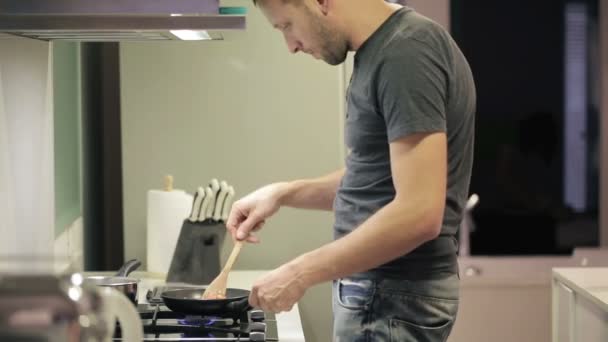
xmin=0 ymin=37 xmax=55 ymax=257
xmin=553 ymin=281 xmax=574 ymax=342
xmin=552 ymin=268 xmax=608 ymax=342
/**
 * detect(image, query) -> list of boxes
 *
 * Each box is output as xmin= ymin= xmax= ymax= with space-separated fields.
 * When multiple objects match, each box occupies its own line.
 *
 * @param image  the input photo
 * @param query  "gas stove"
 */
xmin=113 ymin=286 xmax=278 ymax=341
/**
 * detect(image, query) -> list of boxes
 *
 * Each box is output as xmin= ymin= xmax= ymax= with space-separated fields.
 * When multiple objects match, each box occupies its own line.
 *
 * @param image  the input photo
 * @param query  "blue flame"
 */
xmin=177 ymin=315 xmax=220 ymax=327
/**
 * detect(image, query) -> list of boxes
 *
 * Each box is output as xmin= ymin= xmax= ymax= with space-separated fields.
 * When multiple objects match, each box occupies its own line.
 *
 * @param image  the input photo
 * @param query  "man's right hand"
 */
xmin=226 ymin=182 xmax=288 ymax=243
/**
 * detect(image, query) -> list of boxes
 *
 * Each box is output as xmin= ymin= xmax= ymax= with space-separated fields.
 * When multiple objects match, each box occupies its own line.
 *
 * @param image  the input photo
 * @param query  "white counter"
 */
xmin=552 ymin=267 xmax=608 ymax=342
xmin=553 ymin=268 xmax=608 ymax=313
xmin=87 ymin=270 xmax=306 ymax=342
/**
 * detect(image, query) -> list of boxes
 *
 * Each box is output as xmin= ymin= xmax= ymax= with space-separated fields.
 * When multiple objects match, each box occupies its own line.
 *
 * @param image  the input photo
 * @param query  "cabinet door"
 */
xmin=574 ymin=295 xmax=608 ymax=342
xmin=552 ymin=280 xmax=575 ymax=342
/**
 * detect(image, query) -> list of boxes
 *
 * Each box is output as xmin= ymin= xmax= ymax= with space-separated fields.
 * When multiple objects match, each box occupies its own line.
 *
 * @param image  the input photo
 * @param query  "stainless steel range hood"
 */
xmin=0 ymin=0 xmax=246 ymax=41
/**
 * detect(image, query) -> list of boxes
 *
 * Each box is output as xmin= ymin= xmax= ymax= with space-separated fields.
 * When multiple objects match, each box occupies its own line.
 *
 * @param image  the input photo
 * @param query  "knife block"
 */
xmin=166 ymin=220 xmax=227 ymax=285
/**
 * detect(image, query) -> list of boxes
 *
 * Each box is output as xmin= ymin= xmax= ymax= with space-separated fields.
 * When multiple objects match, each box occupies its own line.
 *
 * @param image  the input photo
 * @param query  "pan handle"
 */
xmin=226 ymin=296 xmax=252 ymax=313
xmin=115 ymin=259 xmax=142 ymax=277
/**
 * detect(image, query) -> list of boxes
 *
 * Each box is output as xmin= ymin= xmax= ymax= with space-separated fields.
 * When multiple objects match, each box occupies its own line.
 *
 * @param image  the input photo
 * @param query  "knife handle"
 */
xmin=221 ymin=186 xmax=235 ymax=222
xmin=213 ymin=181 xmax=229 ymax=221
xmin=188 ymin=187 xmax=205 ymax=222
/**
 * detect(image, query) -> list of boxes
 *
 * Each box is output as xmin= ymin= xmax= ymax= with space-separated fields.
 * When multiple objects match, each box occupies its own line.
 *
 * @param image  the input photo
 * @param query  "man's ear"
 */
xmin=316 ymin=0 xmax=329 ymax=15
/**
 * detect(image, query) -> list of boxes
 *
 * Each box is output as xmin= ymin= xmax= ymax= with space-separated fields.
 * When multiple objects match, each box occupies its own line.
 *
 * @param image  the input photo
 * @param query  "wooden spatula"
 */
xmin=201 ymin=239 xmax=244 ymax=299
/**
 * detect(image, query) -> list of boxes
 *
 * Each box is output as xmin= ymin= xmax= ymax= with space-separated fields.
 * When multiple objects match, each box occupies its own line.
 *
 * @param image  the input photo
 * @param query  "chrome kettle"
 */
xmin=0 ymin=272 xmax=143 ymax=341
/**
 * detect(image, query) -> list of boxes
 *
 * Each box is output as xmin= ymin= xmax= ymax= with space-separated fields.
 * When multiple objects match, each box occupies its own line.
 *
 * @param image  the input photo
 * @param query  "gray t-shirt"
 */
xmin=334 ymin=7 xmax=476 ymax=277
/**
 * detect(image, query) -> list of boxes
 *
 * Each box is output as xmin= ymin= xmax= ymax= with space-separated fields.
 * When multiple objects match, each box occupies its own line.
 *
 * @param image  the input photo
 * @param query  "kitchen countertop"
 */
xmin=553 ymin=267 xmax=608 ymax=313
xmin=85 ymin=270 xmax=306 ymax=342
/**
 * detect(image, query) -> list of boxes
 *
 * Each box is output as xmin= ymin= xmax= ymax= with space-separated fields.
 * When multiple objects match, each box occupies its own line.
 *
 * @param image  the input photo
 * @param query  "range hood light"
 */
xmin=170 ymin=30 xmax=212 ymax=41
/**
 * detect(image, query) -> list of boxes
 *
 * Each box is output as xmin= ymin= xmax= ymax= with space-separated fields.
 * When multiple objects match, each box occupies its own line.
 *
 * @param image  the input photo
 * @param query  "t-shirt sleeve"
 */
xmin=376 ymin=39 xmax=448 ymax=142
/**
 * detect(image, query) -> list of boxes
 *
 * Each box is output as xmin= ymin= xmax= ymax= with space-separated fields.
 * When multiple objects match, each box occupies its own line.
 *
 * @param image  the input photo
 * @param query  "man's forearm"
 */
xmin=288 ymin=197 xmax=442 ymax=286
xmin=278 ymin=168 xmax=345 ymax=211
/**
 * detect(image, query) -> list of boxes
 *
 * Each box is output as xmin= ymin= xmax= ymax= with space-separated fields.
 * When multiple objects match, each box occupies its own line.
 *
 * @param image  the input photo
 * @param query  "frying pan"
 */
xmin=161 ymin=288 xmax=251 ymax=316
xmin=85 ymin=259 xmax=141 ymax=304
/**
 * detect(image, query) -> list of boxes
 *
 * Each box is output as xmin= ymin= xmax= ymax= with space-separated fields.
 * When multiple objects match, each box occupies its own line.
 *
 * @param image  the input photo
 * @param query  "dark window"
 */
xmin=452 ymin=0 xmax=600 ymax=255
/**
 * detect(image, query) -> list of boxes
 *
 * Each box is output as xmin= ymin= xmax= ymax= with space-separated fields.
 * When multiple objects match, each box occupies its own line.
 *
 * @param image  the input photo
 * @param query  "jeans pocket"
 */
xmin=387 ymin=294 xmax=458 ymax=342
xmin=335 ymin=278 xmax=375 ymax=310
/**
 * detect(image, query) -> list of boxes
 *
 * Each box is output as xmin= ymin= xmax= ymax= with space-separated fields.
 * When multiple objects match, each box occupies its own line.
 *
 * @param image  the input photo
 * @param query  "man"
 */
xmin=226 ymin=0 xmax=475 ymax=340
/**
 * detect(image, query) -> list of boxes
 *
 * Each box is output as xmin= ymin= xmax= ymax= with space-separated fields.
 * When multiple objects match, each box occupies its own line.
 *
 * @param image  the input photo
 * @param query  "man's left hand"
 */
xmin=249 ymin=263 xmax=308 ymax=313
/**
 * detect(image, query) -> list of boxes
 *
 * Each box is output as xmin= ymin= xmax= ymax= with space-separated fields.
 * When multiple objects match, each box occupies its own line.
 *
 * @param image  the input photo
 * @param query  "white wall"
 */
xmin=407 ymin=0 xmax=451 ymax=29
xmin=120 ymin=2 xmax=341 ymax=341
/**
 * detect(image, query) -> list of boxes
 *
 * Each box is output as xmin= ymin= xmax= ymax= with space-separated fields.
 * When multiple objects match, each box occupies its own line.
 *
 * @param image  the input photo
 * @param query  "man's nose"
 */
xmin=289 ymin=44 xmax=300 ymax=54
xmin=284 ymin=35 xmax=301 ymax=54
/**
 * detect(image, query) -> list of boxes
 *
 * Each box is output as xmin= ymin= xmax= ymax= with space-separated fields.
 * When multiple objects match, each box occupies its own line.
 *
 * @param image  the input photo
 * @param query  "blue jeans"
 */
xmin=332 ymin=273 xmax=459 ymax=342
